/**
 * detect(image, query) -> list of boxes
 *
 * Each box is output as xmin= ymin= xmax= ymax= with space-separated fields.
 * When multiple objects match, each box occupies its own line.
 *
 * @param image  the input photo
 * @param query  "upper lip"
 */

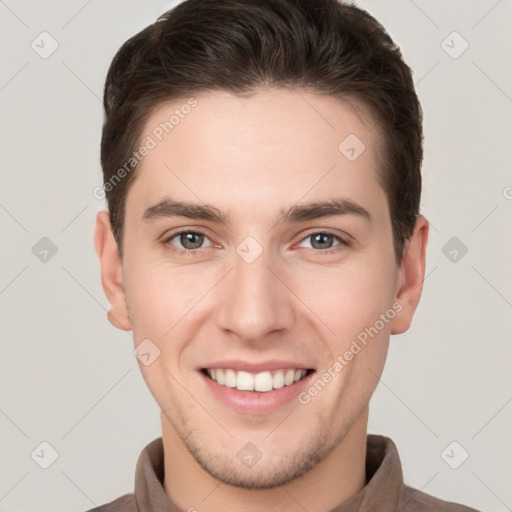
xmin=199 ymin=360 xmax=314 ymax=373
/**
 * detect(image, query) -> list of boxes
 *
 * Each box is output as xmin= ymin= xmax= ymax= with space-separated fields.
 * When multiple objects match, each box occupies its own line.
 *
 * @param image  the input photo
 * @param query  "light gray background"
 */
xmin=1 ymin=1 xmax=511 ymax=511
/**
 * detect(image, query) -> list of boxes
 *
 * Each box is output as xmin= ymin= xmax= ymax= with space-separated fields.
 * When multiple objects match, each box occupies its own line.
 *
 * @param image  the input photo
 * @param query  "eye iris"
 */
xmin=181 ymin=232 xmax=203 ymax=249
xmin=312 ymin=233 xmax=333 ymax=250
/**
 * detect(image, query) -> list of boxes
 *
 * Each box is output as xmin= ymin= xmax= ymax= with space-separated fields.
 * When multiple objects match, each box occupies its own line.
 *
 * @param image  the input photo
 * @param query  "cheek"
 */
xmin=292 ymin=258 xmax=397 ymax=341
xmin=123 ymin=258 xmax=203 ymax=337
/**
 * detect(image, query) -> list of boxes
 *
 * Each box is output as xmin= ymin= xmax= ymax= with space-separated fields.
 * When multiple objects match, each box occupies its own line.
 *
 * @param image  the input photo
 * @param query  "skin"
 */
xmin=95 ymin=88 xmax=428 ymax=512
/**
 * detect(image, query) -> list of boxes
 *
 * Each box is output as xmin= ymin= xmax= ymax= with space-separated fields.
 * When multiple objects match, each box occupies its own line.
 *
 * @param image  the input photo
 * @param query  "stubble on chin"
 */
xmin=165 ymin=409 xmax=338 ymax=490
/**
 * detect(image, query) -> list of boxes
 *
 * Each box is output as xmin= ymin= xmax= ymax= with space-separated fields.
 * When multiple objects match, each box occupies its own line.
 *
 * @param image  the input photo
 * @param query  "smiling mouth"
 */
xmin=201 ymin=368 xmax=314 ymax=393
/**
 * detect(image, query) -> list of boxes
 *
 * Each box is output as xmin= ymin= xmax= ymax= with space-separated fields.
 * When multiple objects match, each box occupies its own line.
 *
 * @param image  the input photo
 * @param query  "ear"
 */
xmin=94 ymin=210 xmax=132 ymax=331
xmin=390 ymin=215 xmax=429 ymax=335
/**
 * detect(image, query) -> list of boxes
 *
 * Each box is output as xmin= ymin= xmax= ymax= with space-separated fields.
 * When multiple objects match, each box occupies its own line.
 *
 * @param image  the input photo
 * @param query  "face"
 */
xmin=96 ymin=88 xmax=427 ymax=489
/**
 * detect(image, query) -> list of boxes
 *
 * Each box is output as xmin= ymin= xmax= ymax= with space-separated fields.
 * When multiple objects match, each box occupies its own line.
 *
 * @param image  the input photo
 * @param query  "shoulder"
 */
xmin=85 ymin=493 xmax=137 ymax=512
xmin=403 ymin=485 xmax=482 ymax=512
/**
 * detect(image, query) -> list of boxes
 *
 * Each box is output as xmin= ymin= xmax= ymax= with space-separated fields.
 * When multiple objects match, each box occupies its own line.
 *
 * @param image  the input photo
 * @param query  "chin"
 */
xmin=179 ymin=422 xmax=333 ymax=490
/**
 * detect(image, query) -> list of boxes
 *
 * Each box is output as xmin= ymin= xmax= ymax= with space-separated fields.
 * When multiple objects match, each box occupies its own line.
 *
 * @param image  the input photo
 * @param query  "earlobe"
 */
xmin=390 ymin=216 xmax=429 ymax=335
xmin=94 ymin=210 xmax=132 ymax=332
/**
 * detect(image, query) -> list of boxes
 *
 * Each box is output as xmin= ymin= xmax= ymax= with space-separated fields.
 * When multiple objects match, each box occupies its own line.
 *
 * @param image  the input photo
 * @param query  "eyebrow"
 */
xmin=141 ymin=197 xmax=371 ymax=225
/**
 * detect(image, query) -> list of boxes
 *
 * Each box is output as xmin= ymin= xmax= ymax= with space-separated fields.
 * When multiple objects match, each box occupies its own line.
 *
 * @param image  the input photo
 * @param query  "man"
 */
xmin=92 ymin=0 xmax=481 ymax=510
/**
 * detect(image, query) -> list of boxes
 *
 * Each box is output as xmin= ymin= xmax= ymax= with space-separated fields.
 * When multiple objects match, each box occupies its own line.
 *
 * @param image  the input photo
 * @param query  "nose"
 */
xmin=214 ymin=246 xmax=296 ymax=344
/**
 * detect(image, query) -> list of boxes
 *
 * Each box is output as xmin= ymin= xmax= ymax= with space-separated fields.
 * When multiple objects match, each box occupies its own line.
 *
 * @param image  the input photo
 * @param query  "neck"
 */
xmin=161 ymin=408 xmax=368 ymax=512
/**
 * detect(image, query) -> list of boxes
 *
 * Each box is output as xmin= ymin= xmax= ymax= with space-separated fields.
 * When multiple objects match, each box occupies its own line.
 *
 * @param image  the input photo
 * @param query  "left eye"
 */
xmin=298 ymin=232 xmax=345 ymax=251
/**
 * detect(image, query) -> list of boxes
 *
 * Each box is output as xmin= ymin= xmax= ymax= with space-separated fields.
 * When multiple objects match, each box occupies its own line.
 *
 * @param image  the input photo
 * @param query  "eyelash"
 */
xmin=162 ymin=229 xmax=350 ymax=257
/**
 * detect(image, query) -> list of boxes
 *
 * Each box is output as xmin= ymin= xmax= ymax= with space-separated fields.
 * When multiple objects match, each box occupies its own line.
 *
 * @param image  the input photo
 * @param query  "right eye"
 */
xmin=162 ymin=230 xmax=214 ymax=256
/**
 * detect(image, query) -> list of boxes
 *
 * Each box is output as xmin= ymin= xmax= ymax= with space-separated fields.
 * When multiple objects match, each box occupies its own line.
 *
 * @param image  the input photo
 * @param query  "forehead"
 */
xmin=126 ymin=88 xmax=385 ymax=223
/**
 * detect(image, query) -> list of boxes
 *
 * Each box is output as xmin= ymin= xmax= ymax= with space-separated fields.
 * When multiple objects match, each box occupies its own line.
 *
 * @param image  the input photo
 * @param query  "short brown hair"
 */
xmin=101 ymin=0 xmax=423 ymax=261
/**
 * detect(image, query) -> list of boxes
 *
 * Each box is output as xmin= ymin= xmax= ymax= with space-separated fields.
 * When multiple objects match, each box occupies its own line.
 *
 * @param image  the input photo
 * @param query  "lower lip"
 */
xmin=200 ymin=370 xmax=315 ymax=415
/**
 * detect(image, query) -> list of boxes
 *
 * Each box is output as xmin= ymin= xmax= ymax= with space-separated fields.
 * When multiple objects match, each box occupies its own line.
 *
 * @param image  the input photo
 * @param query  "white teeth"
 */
xmin=254 ymin=371 xmax=273 ymax=392
xmin=284 ymin=369 xmax=295 ymax=386
xmin=273 ymin=370 xmax=285 ymax=389
xmin=224 ymin=369 xmax=237 ymax=388
xmin=236 ymin=371 xmax=254 ymax=391
xmin=206 ymin=368 xmax=309 ymax=392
